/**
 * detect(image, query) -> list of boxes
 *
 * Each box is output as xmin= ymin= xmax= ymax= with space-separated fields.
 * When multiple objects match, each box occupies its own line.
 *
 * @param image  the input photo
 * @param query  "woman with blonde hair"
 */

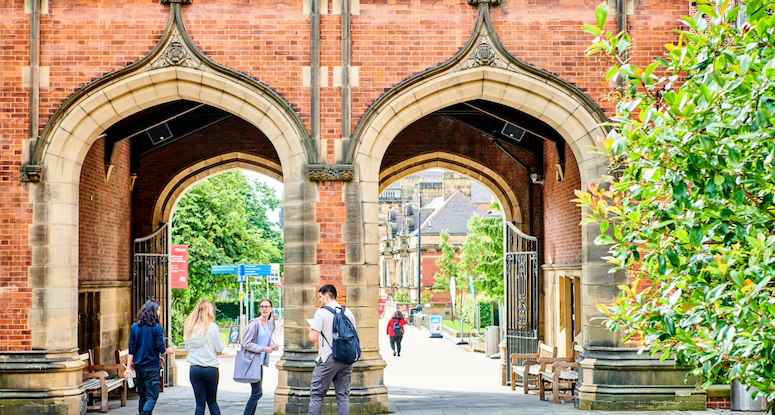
xmin=184 ymin=299 xmax=224 ymax=415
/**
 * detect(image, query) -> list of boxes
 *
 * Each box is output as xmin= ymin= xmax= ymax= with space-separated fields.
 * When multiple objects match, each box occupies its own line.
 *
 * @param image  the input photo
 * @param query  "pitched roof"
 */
xmin=410 ymin=191 xmax=488 ymax=236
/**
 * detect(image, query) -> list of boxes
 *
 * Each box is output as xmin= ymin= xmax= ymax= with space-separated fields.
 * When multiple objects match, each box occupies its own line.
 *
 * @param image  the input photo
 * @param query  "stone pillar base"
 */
xmin=274 ymin=349 xmax=388 ymax=415
xmin=576 ymin=347 xmax=706 ymax=411
xmin=0 ymin=349 xmax=86 ymax=415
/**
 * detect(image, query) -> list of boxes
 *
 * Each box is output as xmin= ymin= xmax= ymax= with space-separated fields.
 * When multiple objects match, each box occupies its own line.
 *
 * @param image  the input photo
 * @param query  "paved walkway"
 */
xmin=101 ymin=320 xmax=759 ymax=415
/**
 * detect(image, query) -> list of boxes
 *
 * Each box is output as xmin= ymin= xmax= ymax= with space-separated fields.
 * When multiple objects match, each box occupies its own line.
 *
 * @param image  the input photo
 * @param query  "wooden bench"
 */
xmin=510 ymin=341 xmax=557 ymax=394
xmin=115 ymin=348 xmax=165 ymax=393
xmin=80 ymin=350 xmax=127 ymax=413
xmin=538 ymin=342 xmax=584 ymax=403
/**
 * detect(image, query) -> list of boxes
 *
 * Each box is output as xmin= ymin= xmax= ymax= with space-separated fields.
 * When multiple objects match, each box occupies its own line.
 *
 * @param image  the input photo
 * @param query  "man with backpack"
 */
xmin=308 ymin=284 xmax=360 ymax=415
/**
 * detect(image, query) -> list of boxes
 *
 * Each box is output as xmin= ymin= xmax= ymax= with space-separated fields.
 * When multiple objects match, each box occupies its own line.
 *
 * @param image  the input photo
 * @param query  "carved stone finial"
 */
xmin=308 ymin=164 xmax=354 ymax=182
xmin=460 ymin=40 xmax=508 ymax=71
xmin=467 ymin=0 xmax=500 ymax=5
xmin=148 ymin=34 xmax=201 ymax=71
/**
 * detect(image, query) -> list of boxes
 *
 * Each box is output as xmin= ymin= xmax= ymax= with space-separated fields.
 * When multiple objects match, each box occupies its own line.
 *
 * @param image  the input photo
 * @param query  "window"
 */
xmin=401 ymin=259 xmax=408 ymax=287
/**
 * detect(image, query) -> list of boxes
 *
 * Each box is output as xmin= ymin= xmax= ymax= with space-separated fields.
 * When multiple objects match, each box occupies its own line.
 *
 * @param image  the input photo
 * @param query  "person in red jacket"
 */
xmin=386 ymin=310 xmax=407 ymax=356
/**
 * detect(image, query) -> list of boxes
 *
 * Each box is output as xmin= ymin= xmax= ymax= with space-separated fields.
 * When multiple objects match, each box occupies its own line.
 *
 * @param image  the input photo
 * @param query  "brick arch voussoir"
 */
xmin=153 ymin=153 xmax=283 ymax=227
xmin=41 ymin=67 xmax=307 ymax=185
xmin=355 ymin=67 xmax=608 ymax=186
xmin=378 ymin=152 xmax=522 ymax=225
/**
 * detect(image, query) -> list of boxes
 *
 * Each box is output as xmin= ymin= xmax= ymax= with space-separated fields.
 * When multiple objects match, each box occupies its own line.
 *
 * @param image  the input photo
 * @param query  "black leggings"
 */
xmin=390 ymin=335 xmax=402 ymax=354
xmin=190 ymin=365 xmax=221 ymax=415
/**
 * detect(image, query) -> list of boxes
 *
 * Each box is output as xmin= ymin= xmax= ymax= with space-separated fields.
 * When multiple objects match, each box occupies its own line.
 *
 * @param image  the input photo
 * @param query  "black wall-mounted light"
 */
xmin=501 ymin=123 xmax=525 ymax=142
xmin=147 ymin=123 xmax=173 ymax=145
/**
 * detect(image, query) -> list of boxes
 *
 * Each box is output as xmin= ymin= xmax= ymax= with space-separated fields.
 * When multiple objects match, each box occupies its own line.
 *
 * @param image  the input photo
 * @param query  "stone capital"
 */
xmin=308 ymin=164 xmax=354 ymax=182
xmin=467 ymin=0 xmax=500 ymax=5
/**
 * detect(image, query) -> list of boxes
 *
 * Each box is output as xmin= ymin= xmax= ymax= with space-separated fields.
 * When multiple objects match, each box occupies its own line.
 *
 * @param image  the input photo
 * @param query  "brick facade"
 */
xmin=78 ymin=139 xmax=132 ymax=281
xmin=542 ymin=140 xmax=582 ymax=265
xmin=0 ymin=0 xmax=700 ymax=411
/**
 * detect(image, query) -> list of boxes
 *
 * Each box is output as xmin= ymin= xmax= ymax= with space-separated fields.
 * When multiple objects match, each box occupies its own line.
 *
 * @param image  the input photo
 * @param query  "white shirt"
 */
xmin=184 ymin=322 xmax=225 ymax=367
xmin=310 ymin=301 xmax=356 ymax=363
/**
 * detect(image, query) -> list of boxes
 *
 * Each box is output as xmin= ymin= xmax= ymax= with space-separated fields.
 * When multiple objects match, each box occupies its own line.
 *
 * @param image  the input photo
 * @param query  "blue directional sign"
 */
xmin=242 ymin=265 xmax=271 ymax=276
xmin=211 ymin=265 xmax=240 ymax=274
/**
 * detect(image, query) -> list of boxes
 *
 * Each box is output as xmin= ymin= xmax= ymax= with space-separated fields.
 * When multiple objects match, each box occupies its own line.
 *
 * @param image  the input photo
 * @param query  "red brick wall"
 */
xmin=0 ymin=0 xmax=33 ymax=352
xmin=380 ymin=115 xmax=538 ymax=227
xmin=542 ymin=140 xmax=581 ymax=264
xmin=317 ymin=181 xmax=347 ymax=305
xmin=707 ymin=397 xmax=731 ymax=409
xmin=78 ymin=139 xmax=133 ymax=281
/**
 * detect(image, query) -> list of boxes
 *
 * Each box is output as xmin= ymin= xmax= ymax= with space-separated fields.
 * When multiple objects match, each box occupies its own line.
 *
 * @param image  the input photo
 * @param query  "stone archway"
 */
xmin=152 ymin=152 xmax=283 ymax=227
xmin=378 ymin=152 xmax=523 ymax=226
xmin=20 ymin=6 xmax=312 ymax=412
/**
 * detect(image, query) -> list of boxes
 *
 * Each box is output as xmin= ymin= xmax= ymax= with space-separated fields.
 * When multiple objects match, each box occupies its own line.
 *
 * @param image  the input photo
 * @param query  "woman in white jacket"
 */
xmin=184 ymin=299 xmax=225 ymax=415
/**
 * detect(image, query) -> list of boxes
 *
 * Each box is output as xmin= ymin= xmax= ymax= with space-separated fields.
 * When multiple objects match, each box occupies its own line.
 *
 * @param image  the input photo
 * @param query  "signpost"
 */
xmin=211 ymin=264 xmax=272 ymax=333
xmin=170 ymin=245 xmax=189 ymax=289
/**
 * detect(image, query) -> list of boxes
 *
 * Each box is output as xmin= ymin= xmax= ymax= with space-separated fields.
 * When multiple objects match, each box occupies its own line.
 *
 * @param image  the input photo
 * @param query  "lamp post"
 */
xmin=416 ymin=192 xmax=422 ymax=308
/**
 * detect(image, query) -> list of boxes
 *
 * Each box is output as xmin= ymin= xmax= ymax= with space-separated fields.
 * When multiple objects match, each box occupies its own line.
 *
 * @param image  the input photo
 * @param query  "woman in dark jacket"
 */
xmin=386 ymin=310 xmax=407 ymax=356
xmin=125 ymin=300 xmax=176 ymax=415
xmin=241 ymin=299 xmax=278 ymax=415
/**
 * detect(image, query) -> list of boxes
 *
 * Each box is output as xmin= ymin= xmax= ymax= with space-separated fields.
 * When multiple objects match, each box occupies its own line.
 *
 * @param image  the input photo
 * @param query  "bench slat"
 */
xmin=540 ymin=370 xmax=578 ymax=381
xmin=82 ymin=379 xmax=101 ymax=391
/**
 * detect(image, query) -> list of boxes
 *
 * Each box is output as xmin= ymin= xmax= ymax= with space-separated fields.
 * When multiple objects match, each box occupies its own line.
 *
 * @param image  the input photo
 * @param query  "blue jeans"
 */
xmin=136 ymin=366 xmax=161 ymax=415
xmin=242 ymin=367 xmax=263 ymax=415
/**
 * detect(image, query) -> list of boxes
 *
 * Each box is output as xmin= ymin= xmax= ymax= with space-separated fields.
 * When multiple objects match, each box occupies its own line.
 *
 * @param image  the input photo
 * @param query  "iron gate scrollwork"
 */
xmin=132 ymin=223 xmax=172 ymax=386
xmin=504 ymin=221 xmax=539 ymax=362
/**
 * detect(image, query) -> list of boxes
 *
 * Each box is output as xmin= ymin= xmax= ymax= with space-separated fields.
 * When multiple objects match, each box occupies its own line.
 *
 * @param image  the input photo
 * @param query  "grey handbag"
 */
xmin=233 ymin=321 xmax=265 ymax=383
xmin=233 ymin=347 xmax=263 ymax=383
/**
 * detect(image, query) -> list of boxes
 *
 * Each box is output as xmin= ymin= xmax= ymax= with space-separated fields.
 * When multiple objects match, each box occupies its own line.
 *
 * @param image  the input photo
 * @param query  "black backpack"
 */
xmin=321 ymin=306 xmax=361 ymax=365
xmin=392 ymin=318 xmax=403 ymax=336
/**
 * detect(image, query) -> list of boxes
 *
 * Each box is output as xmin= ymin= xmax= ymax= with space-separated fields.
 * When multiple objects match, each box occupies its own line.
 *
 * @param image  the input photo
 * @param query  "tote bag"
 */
xmin=233 ymin=347 xmax=264 ymax=383
xmin=233 ymin=322 xmax=267 ymax=383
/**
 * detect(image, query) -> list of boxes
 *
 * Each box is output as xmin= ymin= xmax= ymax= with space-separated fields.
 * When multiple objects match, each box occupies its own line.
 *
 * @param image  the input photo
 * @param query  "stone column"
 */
xmin=0 ymin=178 xmax=86 ymax=414
xmin=274 ymin=165 xmax=388 ymax=415
xmin=576 ymin=220 xmax=706 ymax=410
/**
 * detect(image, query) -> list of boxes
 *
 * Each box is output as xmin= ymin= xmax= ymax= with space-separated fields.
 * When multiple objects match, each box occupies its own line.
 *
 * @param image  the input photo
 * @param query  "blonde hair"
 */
xmin=184 ymin=299 xmax=215 ymax=338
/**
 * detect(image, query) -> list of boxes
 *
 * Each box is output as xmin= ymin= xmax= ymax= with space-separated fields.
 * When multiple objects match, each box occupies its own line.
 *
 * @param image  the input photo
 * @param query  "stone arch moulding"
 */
xmin=379 ymin=152 xmax=523 ymax=225
xmin=349 ymin=1 xmax=610 ymax=187
xmin=152 ymin=152 xmax=283 ymax=228
xmin=27 ymin=0 xmax=313 ymax=185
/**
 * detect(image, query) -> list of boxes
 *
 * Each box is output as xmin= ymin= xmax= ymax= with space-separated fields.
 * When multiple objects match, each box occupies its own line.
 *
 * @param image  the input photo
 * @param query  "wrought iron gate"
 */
xmin=132 ymin=223 xmax=172 ymax=386
xmin=503 ymin=221 xmax=539 ymax=360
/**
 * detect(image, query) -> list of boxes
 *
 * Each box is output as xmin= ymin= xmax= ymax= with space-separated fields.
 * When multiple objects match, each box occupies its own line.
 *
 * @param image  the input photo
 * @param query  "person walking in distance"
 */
xmin=125 ymin=300 xmax=176 ymax=415
xmin=184 ymin=299 xmax=225 ymax=415
xmin=241 ymin=299 xmax=278 ymax=415
xmin=387 ymin=310 xmax=406 ymax=356
xmin=308 ymin=285 xmax=359 ymax=415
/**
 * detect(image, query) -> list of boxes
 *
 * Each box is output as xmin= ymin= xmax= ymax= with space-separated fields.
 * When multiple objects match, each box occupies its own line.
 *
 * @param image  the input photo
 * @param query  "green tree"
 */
xmin=460 ymin=207 xmax=504 ymax=298
xmin=432 ymin=230 xmax=460 ymax=294
xmin=170 ymin=171 xmax=282 ymax=343
xmin=578 ymin=0 xmax=775 ymax=404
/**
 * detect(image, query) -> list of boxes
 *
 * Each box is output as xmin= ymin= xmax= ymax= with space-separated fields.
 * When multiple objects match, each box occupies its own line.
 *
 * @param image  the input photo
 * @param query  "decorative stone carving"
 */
xmin=467 ymin=0 xmax=500 ymax=5
xmin=460 ymin=40 xmax=508 ymax=71
xmin=148 ymin=34 xmax=201 ymax=70
xmin=308 ymin=164 xmax=354 ymax=182
xmin=19 ymin=164 xmax=42 ymax=182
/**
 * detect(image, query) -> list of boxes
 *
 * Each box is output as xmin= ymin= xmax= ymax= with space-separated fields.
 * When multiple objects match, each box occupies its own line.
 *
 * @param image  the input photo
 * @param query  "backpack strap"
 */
xmin=319 ymin=305 xmax=341 ymax=348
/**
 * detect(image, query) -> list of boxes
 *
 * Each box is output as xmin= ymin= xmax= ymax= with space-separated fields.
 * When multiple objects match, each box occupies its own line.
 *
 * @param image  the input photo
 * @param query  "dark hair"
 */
xmin=318 ymin=284 xmax=337 ymax=299
xmin=137 ymin=300 xmax=160 ymax=327
xmin=393 ymin=310 xmax=404 ymax=321
xmin=258 ymin=298 xmax=274 ymax=321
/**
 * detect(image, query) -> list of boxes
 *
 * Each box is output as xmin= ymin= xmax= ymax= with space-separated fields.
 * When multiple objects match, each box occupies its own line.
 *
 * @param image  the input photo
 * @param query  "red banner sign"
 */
xmin=378 ymin=299 xmax=387 ymax=317
xmin=170 ymin=245 xmax=189 ymax=289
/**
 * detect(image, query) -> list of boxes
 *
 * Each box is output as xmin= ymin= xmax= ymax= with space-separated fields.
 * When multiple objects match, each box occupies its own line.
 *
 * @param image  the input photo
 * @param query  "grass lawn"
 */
xmin=442 ymin=319 xmax=484 ymax=334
